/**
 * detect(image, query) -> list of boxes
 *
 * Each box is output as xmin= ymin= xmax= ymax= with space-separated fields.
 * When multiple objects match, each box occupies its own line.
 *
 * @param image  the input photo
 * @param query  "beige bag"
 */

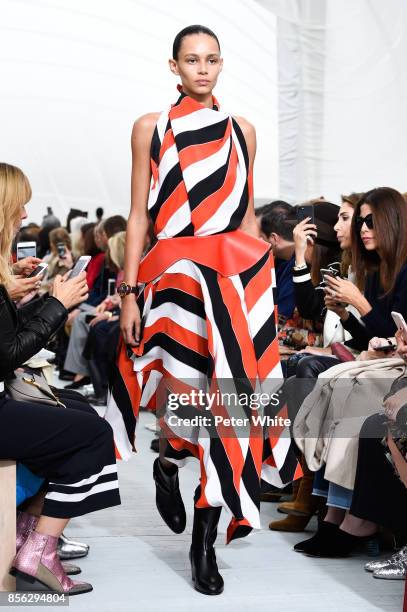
xmin=5 ymin=369 xmax=66 ymax=408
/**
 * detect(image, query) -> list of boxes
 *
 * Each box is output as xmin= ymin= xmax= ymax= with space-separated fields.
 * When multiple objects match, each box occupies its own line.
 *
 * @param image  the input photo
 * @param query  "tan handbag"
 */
xmin=5 ymin=369 xmax=66 ymax=408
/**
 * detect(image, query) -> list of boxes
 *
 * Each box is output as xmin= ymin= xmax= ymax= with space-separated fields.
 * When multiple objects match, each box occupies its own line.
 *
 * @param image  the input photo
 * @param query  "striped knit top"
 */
xmin=147 ymin=88 xmax=250 ymax=239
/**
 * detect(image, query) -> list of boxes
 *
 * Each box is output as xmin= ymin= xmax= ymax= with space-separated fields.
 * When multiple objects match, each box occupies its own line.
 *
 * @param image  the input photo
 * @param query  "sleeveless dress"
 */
xmin=106 ymin=89 xmax=301 ymax=543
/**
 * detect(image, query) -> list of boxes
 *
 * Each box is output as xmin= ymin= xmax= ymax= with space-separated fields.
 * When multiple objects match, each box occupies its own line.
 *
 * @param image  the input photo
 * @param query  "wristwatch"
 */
xmin=118 ymin=282 xmax=138 ymax=299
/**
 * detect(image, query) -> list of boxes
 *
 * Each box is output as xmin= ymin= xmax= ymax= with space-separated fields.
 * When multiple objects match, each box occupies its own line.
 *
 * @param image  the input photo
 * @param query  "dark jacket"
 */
xmin=0 ymin=285 xmax=67 ymax=384
xmin=343 ymin=264 xmax=407 ymax=351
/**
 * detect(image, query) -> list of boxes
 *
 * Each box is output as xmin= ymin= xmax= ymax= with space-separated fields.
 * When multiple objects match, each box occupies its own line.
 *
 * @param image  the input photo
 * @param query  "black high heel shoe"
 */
xmin=153 ymin=458 xmax=186 ymax=533
xmin=190 ymin=504 xmax=224 ymax=596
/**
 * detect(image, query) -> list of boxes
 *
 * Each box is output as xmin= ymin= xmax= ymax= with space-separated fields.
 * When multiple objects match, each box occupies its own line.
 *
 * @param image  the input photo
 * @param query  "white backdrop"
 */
xmin=0 ymin=0 xmax=279 ymax=224
xmin=257 ymin=0 xmax=407 ymax=203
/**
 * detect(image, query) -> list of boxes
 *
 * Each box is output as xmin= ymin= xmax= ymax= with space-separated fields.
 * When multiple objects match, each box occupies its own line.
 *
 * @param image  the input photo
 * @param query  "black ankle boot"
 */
xmin=294 ymin=521 xmax=339 ymax=553
xmin=190 ymin=502 xmax=224 ymax=596
xmin=153 ymin=458 xmax=186 ymax=534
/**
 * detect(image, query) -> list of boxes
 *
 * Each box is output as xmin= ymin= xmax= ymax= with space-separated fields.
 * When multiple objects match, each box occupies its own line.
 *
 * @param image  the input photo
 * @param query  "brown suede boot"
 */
xmin=269 ymin=513 xmax=312 ymax=532
xmin=277 ymin=463 xmax=323 ymax=517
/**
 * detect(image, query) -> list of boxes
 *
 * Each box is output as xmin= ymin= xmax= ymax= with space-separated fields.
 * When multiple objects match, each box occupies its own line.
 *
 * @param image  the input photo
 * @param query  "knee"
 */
xmin=360 ymin=413 xmax=387 ymax=439
xmin=296 ymin=355 xmax=329 ymax=379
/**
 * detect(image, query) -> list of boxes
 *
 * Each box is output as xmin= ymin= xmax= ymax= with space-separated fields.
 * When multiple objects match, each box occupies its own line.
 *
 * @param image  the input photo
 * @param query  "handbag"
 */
xmin=5 ymin=369 xmax=66 ymax=408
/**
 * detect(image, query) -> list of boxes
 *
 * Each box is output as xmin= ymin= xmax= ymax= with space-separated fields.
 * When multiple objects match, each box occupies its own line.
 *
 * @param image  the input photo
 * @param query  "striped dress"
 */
xmin=106 ymin=89 xmax=301 ymax=543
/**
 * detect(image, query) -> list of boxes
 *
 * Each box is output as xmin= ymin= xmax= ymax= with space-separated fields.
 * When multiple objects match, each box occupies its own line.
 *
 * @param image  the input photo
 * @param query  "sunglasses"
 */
xmin=355 ymin=213 xmax=374 ymax=232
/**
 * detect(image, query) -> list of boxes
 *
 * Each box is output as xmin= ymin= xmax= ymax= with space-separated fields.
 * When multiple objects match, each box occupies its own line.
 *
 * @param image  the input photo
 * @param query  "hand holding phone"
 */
xmin=68 ymin=256 xmax=91 ymax=279
xmin=27 ymin=263 xmax=48 ymax=278
xmin=296 ymin=205 xmax=315 ymax=224
xmin=391 ymin=312 xmax=407 ymax=342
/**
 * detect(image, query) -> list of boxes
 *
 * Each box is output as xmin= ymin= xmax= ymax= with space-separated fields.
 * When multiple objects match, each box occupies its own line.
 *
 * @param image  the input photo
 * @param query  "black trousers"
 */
xmin=0 ymin=391 xmax=121 ymax=519
xmin=285 ymin=355 xmax=339 ymax=423
xmin=350 ymin=413 xmax=407 ymax=533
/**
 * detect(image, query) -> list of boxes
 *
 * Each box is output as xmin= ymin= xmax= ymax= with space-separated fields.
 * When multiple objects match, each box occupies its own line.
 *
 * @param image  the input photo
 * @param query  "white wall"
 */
xmin=0 ymin=0 xmax=279 ymax=225
xmin=257 ymin=0 xmax=407 ymax=203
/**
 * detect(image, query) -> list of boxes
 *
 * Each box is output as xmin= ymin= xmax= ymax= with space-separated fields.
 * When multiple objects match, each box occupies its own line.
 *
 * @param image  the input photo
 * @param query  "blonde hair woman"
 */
xmin=0 ymin=163 xmax=121 ymax=594
xmin=108 ymin=230 xmax=126 ymax=271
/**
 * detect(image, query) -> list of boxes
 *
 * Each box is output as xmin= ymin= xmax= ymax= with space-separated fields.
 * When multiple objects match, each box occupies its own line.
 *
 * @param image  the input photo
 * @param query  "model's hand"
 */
xmin=120 ymin=296 xmax=141 ymax=346
xmin=7 ymin=275 xmax=42 ymax=300
xmin=293 ymin=218 xmax=317 ymax=262
xmin=12 ymin=256 xmax=42 ymax=276
xmin=51 ymin=272 xmax=89 ymax=310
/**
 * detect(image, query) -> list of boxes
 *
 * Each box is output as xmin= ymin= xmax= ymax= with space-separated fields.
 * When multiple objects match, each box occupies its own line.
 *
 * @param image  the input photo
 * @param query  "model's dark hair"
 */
xmin=173 ymin=25 xmax=220 ymax=60
xmin=351 ymin=187 xmax=407 ymax=294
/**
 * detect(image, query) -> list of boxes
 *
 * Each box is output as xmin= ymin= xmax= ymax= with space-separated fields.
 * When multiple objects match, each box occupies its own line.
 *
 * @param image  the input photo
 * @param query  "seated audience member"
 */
xmin=257 ymin=201 xmax=296 ymax=319
xmin=0 ymin=162 xmax=120 ymax=595
xmin=325 ymin=187 xmax=407 ymax=350
xmin=292 ymin=194 xmax=363 ymax=354
xmin=84 ymin=223 xmax=104 ymax=291
xmin=63 ymin=219 xmax=127 ymax=389
xmin=277 ymin=202 xmax=341 ymax=364
xmin=70 ymin=216 xmax=89 ymax=258
xmin=40 ymin=227 xmax=73 ymax=293
xmin=82 ymin=231 xmax=127 ymax=404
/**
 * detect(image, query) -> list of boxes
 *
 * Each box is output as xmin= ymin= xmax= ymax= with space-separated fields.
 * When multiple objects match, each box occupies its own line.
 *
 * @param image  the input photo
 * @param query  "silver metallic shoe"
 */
xmin=365 ymin=545 xmax=407 ymax=572
xmin=373 ymin=562 xmax=406 ymax=580
xmin=63 ymin=562 xmax=82 ymax=576
xmin=57 ymin=534 xmax=89 ymax=560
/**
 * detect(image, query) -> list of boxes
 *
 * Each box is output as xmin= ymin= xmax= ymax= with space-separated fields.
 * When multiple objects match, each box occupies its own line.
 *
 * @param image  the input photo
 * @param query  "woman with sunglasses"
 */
xmin=325 ymin=187 xmax=407 ymax=349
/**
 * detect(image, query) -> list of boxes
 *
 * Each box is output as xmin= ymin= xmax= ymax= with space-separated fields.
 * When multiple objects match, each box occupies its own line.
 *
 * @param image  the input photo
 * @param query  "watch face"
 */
xmin=118 ymin=283 xmax=128 ymax=297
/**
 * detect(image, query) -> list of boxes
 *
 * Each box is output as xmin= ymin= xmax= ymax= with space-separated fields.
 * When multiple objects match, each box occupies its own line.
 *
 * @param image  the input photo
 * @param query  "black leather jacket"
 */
xmin=0 ymin=285 xmax=67 ymax=383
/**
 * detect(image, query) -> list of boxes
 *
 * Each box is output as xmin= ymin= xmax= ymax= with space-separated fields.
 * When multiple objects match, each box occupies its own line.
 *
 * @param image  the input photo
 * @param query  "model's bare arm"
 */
xmin=234 ymin=116 xmax=260 ymax=238
xmin=121 ymin=112 xmax=158 ymax=346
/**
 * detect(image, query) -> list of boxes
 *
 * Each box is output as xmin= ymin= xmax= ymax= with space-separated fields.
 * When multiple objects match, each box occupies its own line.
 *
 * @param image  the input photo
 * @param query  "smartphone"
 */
xmin=296 ymin=205 xmax=315 ymax=224
xmin=68 ymin=255 xmax=91 ymax=279
xmin=391 ymin=311 xmax=407 ymax=341
xmin=108 ymin=278 xmax=116 ymax=297
xmin=373 ymin=344 xmax=396 ymax=353
xmin=27 ymin=262 xmax=48 ymax=278
xmin=56 ymin=242 xmax=66 ymax=258
xmin=16 ymin=241 xmax=37 ymax=260
xmin=321 ymin=268 xmax=342 ymax=280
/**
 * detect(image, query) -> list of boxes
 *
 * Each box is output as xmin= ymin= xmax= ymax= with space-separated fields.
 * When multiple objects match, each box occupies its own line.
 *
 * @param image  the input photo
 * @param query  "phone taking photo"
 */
xmin=296 ymin=205 xmax=315 ymax=224
xmin=68 ymin=256 xmax=91 ymax=279
xmin=27 ymin=263 xmax=48 ymax=278
xmin=56 ymin=242 xmax=66 ymax=258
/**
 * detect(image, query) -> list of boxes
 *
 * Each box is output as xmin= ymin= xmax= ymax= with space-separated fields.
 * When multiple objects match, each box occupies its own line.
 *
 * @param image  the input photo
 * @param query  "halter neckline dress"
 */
xmin=106 ymin=88 xmax=301 ymax=543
